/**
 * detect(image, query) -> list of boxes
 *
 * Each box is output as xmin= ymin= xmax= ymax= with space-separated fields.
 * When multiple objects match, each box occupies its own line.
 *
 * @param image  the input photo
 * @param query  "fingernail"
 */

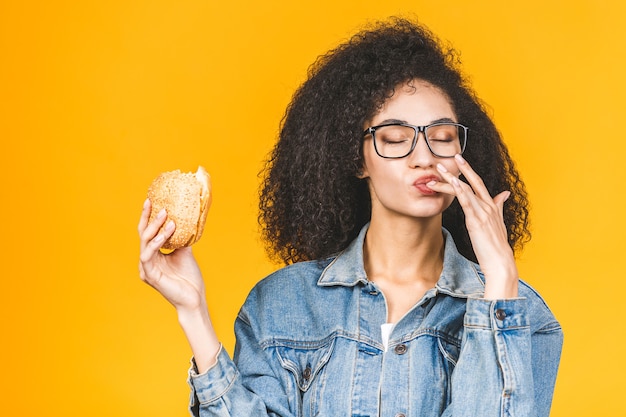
xmin=504 ymin=191 xmax=511 ymax=201
xmin=436 ymin=163 xmax=448 ymax=173
xmin=157 ymin=208 xmax=167 ymax=219
xmin=455 ymin=154 xmax=466 ymax=164
xmin=451 ymin=177 xmax=461 ymax=187
xmin=154 ymin=233 xmax=164 ymax=243
xmin=427 ymin=180 xmax=437 ymax=186
xmin=143 ymin=198 xmax=150 ymax=209
xmin=165 ymin=220 xmax=175 ymax=232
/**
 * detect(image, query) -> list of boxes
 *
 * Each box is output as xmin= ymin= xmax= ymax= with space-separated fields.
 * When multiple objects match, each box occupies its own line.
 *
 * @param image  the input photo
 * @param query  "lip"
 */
xmin=413 ymin=175 xmax=441 ymax=195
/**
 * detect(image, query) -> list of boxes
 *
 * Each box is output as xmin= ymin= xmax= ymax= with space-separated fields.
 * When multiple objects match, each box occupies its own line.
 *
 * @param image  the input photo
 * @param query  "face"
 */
xmin=361 ymin=80 xmax=460 ymax=221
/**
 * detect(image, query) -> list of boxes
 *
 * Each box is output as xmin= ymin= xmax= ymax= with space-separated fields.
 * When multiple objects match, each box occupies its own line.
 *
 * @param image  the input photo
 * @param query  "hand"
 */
xmin=427 ymin=155 xmax=519 ymax=299
xmin=138 ymin=198 xmax=221 ymax=371
xmin=138 ymin=198 xmax=207 ymax=313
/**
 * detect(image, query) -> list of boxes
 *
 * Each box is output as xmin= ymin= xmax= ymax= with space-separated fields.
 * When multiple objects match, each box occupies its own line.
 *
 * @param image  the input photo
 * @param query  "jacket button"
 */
xmin=394 ymin=344 xmax=407 ymax=355
xmin=302 ymin=366 xmax=312 ymax=380
xmin=395 ymin=413 xmax=406 ymax=417
xmin=495 ymin=309 xmax=507 ymax=321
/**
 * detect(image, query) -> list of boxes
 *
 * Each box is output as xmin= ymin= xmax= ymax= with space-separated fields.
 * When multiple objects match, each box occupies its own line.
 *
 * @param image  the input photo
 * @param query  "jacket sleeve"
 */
xmin=442 ymin=298 xmax=563 ymax=417
xmin=187 ymin=314 xmax=296 ymax=417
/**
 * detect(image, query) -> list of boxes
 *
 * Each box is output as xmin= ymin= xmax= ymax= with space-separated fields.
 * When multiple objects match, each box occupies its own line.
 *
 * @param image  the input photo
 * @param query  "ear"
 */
xmin=356 ymin=165 xmax=369 ymax=179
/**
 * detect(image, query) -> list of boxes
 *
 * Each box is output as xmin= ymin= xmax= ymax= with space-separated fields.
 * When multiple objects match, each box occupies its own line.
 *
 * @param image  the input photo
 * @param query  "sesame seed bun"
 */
xmin=147 ymin=166 xmax=211 ymax=250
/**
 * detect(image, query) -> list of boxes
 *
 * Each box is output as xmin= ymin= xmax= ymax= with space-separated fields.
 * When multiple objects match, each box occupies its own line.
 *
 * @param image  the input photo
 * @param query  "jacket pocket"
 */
xmin=275 ymin=337 xmax=336 ymax=393
xmin=437 ymin=337 xmax=460 ymax=367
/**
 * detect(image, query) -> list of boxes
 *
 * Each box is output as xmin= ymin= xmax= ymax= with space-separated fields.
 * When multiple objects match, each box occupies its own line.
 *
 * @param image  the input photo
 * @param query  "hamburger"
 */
xmin=147 ymin=166 xmax=212 ymax=250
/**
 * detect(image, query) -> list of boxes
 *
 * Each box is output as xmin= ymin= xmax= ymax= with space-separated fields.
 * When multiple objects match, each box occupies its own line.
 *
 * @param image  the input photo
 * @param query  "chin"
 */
xmin=371 ymin=191 xmax=454 ymax=221
xmin=376 ymin=203 xmax=448 ymax=221
xmin=408 ymin=198 xmax=453 ymax=219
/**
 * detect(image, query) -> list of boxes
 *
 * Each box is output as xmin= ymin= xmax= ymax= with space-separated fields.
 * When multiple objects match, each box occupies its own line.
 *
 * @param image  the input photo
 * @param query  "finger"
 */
xmin=137 ymin=198 xmax=152 ymax=236
xmin=139 ymin=219 xmax=176 ymax=263
xmin=435 ymin=164 xmax=488 ymax=217
xmin=138 ymin=221 xmax=174 ymax=288
xmin=140 ymin=208 xmax=168 ymax=248
xmin=493 ymin=190 xmax=511 ymax=214
xmin=435 ymin=163 xmax=476 ymax=199
xmin=434 ymin=162 xmax=461 ymax=185
xmin=449 ymin=175 xmax=486 ymax=216
xmin=425 ymin=179 xmax=456 ymax=195
xmin=454 ymin=154 xmax=492 ymax=202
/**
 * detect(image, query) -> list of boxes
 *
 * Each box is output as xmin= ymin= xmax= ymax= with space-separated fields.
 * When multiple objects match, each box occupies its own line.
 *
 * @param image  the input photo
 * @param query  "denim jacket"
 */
xmin=188 ymin=225 xmax=563 ymax=416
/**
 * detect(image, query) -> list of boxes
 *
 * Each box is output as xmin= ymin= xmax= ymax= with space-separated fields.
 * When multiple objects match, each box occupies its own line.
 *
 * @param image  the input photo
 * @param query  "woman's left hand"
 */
xmin=427 ymin=154 xmax=519 ymax=299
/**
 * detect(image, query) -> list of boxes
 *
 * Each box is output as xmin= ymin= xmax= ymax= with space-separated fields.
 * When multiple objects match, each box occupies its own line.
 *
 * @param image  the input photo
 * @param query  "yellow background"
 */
xmin=1 ymin=1 xmax=624 ymax=416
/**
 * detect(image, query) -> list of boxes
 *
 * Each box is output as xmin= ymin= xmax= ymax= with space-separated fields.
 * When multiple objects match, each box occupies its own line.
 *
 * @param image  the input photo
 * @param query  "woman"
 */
xmin=138 ymin=18 xmax=563 ymax=417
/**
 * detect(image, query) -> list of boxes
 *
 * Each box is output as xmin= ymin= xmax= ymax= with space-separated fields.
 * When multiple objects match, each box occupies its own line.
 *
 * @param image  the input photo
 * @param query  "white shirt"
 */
xmin=380 ymin=323 xmax=396 ymax=352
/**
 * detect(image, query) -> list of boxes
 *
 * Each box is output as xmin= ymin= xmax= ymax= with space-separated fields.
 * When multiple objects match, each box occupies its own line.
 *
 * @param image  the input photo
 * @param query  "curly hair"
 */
xmin=259 ymin=17 xmax=530 ymax=265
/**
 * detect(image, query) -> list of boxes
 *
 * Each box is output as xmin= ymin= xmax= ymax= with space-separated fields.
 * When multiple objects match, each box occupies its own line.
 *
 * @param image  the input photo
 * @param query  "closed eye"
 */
xmin=382 ymin=137 xmax=410 ymax=145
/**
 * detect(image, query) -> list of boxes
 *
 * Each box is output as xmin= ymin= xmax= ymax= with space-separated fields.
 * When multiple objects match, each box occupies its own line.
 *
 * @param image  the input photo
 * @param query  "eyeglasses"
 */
xmin=363 ymin=122 xmax=468 ymax=159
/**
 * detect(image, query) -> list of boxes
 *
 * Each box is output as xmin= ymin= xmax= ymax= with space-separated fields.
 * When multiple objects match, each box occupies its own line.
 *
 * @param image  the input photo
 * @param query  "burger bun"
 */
xmin=147 ymin=166 xmax=212 ymax=250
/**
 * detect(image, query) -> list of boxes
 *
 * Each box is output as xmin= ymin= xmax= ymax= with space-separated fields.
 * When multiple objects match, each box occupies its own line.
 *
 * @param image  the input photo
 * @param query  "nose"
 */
xmin=407 ymin=132 xmax=436 ymax=168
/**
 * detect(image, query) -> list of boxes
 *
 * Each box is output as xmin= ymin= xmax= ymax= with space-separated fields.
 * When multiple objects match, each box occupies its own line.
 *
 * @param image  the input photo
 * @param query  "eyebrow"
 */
xmin=377 ymin=117 xmax=456 ymax=126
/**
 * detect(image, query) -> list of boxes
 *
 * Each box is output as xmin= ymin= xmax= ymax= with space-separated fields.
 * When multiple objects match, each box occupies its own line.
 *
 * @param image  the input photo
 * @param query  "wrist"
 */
xmin=177 ymin=306 xmax=221 ymax=373
xmin=177 ymin=303 xmax=210 ymax=328
xmin=483 ymin=279 xmax=519 ymax=300
xmin=482 ymin=266 xmax=519 ymax=300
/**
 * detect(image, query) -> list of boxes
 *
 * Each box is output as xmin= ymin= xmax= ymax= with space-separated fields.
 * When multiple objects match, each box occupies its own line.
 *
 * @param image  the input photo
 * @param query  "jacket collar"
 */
xmin=318 ymin=223 xmax=485 ymax=298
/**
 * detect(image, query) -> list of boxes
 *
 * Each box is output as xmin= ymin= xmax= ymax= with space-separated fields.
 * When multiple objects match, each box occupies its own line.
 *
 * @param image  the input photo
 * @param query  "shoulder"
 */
xmin=236 ymin=257 xmax=356 ymax=342
xmin=256 ymin=258 xmax=333 ymax=294
xmin=238 ymin=258 xmax=334 ymax=318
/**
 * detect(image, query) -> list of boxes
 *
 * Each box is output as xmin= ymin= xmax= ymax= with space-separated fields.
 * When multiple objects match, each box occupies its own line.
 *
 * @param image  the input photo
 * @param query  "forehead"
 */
xmin=370 ymin=80 xmax=456 ymax=125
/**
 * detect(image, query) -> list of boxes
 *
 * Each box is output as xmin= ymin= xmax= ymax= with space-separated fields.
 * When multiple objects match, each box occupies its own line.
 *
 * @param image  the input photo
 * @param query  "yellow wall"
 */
xmin=1 ymin=1 xmax=624 ymax=416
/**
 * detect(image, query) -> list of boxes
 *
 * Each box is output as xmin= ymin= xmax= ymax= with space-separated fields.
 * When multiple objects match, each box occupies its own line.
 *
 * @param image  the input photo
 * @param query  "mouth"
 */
xmin=413 ymin=175 xmax=441 ymax=195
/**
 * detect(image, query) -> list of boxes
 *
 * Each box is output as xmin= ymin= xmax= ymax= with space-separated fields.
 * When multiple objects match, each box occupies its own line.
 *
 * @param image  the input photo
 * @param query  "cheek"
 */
xmin=365 ymin=163 xmax=406 ymax=204
xmin=363 ymin=155 xmax=401 ymax=185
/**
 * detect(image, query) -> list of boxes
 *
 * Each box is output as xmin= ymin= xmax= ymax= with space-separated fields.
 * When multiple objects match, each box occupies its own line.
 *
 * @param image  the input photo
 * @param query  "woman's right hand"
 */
xmin=138 ymin=198 xmax=206 ymax=314
xmin=138 ymin=198 xmax=221 ymax=372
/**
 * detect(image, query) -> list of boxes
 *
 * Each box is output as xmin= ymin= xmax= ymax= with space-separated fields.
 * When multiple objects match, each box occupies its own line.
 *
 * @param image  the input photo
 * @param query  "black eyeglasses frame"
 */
xmin=362 ymin=122 xmax=469 ymax=159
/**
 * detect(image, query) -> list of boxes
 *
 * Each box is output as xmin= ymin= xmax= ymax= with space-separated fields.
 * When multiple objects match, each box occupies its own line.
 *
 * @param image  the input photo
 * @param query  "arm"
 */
xmin=137 ymin=199 xmax=220 ymax=372
xmin=188 ymin=312 xmax=297 ymax=416
xmin=430 ymin=156 xmax=563 ymax=415
xmin=431 ymin=155 xmax=519 ymax=300
xmin=139 ymin=200 xmax=296 ymax=416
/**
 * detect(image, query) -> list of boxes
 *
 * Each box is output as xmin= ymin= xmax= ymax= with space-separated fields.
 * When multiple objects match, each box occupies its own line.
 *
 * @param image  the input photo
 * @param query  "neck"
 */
xmin=363 ymin=215 xmax=445 ymax=286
